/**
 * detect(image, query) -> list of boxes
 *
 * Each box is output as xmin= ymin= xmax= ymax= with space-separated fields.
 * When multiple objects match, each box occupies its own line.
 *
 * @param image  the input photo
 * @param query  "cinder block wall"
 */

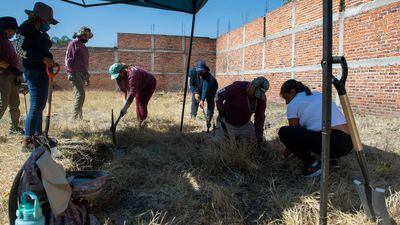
xmin=52 ymin=33 xmax=216 ymax=92
xmin=215 ymin=0 xmax=400 ymax=116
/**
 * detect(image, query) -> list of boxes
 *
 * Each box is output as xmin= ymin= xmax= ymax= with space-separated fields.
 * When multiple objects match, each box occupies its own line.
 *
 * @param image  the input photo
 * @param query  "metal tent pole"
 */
xmin=180 ymin=12 xmax=196 ymax=132
xmin=320 ymin=0 xmax=333 ymax=224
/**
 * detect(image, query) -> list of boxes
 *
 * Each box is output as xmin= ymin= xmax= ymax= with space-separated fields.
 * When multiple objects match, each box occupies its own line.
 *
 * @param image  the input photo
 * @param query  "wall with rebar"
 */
xmin=215 ymin=0 xmax=400 ymax=115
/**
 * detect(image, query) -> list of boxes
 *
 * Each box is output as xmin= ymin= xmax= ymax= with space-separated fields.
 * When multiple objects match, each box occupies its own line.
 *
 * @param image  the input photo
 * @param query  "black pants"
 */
xmin=278 ymin=126 xmax=353 ymax=167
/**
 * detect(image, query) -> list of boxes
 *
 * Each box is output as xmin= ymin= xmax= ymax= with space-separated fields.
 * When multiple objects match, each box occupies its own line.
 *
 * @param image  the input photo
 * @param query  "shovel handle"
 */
xmin=46 ymin=64 xmax=60 ymax=81
xmin=331 ymin=56 xmax=348 ymax=96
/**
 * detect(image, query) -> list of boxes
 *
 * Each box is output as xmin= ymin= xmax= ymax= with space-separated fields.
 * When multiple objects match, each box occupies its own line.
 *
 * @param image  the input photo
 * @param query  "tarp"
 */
xmin=61 ymin=0 xmax=208 ymax=14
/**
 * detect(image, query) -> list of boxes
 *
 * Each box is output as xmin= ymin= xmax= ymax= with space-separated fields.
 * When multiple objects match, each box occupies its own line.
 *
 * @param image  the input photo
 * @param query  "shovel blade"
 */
xmin=353 ymin=179 xmax=374 ymax=219
xmin=354 ymin=180 xmax=392 ymax=225
xmin=372 ymin=187 xmax=392 ymax=225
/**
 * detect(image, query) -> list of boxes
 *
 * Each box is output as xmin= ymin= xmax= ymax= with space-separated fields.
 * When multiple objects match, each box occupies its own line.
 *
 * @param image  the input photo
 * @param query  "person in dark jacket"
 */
xmin=109 ymin=63 xmax=157 ymax=128
xmin=65 ymin=26 xmax=93 ymax=119
xmin=0 ymin=17 xmax=25 ymax=135
xmin=16 ymin=2 xmax=59 ymax=151
xmin=214 ymin=77 xmax=269 ymax=146
xmin=188 ymin=60 xmax=218 ymax=124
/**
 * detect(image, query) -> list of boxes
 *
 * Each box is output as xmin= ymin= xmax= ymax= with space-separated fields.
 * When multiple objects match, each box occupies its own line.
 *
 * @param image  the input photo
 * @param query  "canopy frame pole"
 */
xmin=180 ymin=6 xmax=196 ymax=132
xmin=320 ymin=0 xmax=333 ymax=224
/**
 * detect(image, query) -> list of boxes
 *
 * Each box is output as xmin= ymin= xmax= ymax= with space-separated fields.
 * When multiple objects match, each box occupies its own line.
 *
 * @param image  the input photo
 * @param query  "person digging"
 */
xmin=109 ymin=62 xmax=157 ymax=128
xmin=214 ymin=76 xmax=269 ymax=147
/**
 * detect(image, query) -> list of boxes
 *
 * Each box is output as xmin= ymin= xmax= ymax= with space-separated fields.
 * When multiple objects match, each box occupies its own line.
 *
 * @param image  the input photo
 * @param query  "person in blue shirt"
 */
xmin=189 ymin=60 xmax=218 ymax=127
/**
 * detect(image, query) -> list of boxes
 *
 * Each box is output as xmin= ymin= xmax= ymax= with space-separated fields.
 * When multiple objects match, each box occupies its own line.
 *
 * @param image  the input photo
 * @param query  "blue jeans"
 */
xmin=190 ymin=91 xmax=216 ymax=121
xmin=24 ymin=70 xmax=48 ymax=137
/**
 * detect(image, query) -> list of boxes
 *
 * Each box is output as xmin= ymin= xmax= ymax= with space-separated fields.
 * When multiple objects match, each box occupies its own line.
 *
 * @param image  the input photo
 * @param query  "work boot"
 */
xmin=9 ymin=126 xmax=25 ymax=135
xmin=21 ymin=136 xmax=35 ymax=153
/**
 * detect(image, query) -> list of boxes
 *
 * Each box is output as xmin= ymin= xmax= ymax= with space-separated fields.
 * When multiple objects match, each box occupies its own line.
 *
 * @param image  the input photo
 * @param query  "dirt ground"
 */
xmin=0 ymin=90 xmax=399 ymax=225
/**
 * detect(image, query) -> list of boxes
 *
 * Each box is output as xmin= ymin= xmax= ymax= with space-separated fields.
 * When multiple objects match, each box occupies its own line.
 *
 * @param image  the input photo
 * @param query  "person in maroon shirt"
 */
xmin=215 ymin=77 xmax=269 ymax=146
xmin=0 ymin=17 xmax=25 ymax=134
xmin=65 ymin=27 xmax=93 ymax=119
xmin=109 ymin=63 xmax=157 ymax=128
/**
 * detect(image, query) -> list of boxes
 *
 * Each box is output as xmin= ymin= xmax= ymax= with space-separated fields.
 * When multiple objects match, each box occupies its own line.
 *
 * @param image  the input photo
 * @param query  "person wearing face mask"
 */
xmin=16 ymin=2 xmax=59 ymax=151
xmin=65 ymin=27 xmax=93 ymax=120
xmin=214 ymin=77 xmax=269 ymax=146
xmin=278 ymin=79 xmax=353 ymax=177
xmin=109 ymin=62 xmax=157 ymax=128
xmin=0 ymin=17 xmax=25 ymax=135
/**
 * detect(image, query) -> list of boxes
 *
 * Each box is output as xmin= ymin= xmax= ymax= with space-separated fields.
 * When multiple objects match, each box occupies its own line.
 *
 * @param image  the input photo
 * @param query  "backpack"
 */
xmin=9 ymin=137 xmax=105 ymax=225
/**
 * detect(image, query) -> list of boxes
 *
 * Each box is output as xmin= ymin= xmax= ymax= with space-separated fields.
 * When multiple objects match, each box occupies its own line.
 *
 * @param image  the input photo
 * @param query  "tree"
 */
xmin=51 ymin=35 xmax=72 ymax=45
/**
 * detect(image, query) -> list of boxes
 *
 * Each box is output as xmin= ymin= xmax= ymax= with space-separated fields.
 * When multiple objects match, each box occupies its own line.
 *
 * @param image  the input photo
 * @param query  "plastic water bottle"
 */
xmin=15 ymin=192 xmax=45 ymax=225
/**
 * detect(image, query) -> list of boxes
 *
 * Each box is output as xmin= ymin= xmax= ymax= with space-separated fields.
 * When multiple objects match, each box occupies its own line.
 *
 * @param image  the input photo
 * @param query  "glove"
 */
xmin=7 ymin=66 xmax=23 ymax=77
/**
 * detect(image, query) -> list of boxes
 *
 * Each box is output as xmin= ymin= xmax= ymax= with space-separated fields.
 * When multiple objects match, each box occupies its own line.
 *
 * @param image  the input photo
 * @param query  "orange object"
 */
xmin=45 ymin=64 xmax=60 ymax=81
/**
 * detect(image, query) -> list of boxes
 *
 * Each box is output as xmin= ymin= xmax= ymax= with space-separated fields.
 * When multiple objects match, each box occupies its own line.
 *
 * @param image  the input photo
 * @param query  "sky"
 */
xmin=1 ymin=0 xmax=284 ymax=47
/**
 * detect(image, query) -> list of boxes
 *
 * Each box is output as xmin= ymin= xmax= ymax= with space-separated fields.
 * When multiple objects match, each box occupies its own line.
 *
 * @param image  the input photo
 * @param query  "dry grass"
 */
xmin=0 ymin=90 xmax=399 ymax=225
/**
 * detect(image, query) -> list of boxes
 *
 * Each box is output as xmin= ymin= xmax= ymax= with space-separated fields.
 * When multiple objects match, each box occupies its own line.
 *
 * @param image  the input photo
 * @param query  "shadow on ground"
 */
xmin=57 ymin=118 xmax=400 ymax=224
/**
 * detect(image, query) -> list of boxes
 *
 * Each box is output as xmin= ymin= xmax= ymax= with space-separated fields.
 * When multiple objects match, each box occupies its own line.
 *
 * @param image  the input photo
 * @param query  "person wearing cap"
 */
xmin=278 ymin=79 xmax=352 ymax=177
xmin=109 ymin=63 xmax=157 ymax=128
xmin=188 ymin=60 xmax=218 ymax=123
xmin=16 ymin=2 xmax=59 ymax=151
xmin=65 ymin=27 xmax=93 ymax=119
xmin=0 ymin=17 xmax=25 ymax=135
xmin=214 ymin=77 xmax=269 ymax=145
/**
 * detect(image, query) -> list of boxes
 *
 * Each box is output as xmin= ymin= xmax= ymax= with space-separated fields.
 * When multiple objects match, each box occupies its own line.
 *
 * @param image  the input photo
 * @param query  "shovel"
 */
xmin=331 ymin=56 xmax=391 ymax=225
xmin=202 ymin=107 xmax=211 ymax=133
xmin=44 ymin=64 xmax=60 ymax=137
xmin=110 ymin=109 xmax=122 ymax=145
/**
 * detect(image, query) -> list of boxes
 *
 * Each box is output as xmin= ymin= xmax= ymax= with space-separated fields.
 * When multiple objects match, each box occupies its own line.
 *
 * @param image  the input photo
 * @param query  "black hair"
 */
xmin=280 ymin=79 xmax=312 ymax=97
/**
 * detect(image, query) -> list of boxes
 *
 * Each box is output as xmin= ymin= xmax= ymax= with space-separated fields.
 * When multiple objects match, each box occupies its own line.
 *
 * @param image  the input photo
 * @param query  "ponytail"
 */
xmin=280 ymin=79 xmax=312 ymax=97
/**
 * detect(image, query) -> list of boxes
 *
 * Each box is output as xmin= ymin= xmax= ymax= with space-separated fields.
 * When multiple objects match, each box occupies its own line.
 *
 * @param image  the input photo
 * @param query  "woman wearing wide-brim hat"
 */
xmin=16 ymin=2 xmax=59 ymax=151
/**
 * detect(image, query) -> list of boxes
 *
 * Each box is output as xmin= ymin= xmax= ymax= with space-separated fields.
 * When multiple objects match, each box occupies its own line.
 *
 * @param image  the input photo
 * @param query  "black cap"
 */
xmin=195 ymin=60 xmax=207 ymax=73
xmin=0 ymin=17 xmax=18 ymax=32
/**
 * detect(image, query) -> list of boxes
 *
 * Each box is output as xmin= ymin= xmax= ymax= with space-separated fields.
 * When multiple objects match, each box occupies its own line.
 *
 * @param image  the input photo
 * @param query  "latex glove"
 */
xmin=199 ymin=100 xmax=205 ymax=109
xmin=194 ymin=93 xmax=200 ymax=102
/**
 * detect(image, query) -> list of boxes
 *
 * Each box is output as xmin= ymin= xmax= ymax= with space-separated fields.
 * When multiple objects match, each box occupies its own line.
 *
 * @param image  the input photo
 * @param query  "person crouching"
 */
xmin=109 ymin=63 xmax=156 ymax=128
xmin=214 ymin=76 xmax=269 ymax=147
xmin=278 ymin=79 xmax=353 ymax=178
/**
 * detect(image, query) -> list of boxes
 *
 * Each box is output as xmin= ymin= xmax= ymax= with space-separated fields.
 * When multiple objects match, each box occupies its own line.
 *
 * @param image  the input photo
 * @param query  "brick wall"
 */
xmin=51 ymin=33 xmax=216 ymax=92
xmin=215 ymin=0 xmax=400 ymax=116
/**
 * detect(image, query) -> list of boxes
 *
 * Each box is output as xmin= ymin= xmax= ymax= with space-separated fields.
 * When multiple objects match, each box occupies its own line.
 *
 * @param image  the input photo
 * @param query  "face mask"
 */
xmin=40 ymin=23 xmax=50 ymax=32
xmin=79 ymin=39 xmax=88 ymax=44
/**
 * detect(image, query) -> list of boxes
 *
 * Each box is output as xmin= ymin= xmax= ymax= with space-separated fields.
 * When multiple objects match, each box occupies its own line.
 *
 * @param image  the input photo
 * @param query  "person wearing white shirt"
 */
xmin=278 ymin=79 xmax=353 ymax=178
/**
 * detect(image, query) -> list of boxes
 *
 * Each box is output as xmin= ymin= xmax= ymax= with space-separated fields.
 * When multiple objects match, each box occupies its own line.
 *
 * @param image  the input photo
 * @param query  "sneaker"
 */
xmin=303 ymin=160 xmax=322 ymax=178
xmin=21 ymin=137 xmax=35 ymax=153
xmin=9 ymin=126 xmax=25 ymax=135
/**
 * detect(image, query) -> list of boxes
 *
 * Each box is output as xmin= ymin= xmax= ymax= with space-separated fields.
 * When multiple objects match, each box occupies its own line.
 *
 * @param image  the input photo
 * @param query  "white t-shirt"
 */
xmin=286 ymin=92 xmax=347 ymax=132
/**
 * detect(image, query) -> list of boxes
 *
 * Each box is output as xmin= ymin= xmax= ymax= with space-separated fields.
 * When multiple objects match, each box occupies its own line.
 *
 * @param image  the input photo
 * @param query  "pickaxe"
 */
xmin=44 ymin=64 xmax=60 ymax=137
xmin=110 ymin=109 xmax=123 ymax=145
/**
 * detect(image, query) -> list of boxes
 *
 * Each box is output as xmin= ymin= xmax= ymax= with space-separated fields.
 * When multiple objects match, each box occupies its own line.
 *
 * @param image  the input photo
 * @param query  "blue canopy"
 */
xmin=60 ymin=0 xmax=208 ymax=14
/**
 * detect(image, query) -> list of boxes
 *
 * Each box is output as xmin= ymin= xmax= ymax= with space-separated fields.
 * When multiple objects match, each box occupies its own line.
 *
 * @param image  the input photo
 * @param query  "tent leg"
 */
xmin=180 ymin=13 xmax=196 ymax=132
xmin=320 ymin=0 xmax=333 ymax=224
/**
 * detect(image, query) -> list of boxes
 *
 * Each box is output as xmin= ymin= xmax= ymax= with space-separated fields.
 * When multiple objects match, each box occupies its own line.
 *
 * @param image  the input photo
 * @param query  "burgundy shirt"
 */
xmin=116 ymin=66 xmax=155 ymax=102
xmin=0 ymin=33 xmax=19 ymax=76
xmin=216 ymin=81 xmax=267 ymax=139
xmin=65 ymin=39 xmax=89 ymax=75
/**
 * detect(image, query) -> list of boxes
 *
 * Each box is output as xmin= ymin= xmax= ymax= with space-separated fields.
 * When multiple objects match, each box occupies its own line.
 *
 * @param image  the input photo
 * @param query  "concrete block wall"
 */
xmin=215 ymin=0 xmax=400 ymax=115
